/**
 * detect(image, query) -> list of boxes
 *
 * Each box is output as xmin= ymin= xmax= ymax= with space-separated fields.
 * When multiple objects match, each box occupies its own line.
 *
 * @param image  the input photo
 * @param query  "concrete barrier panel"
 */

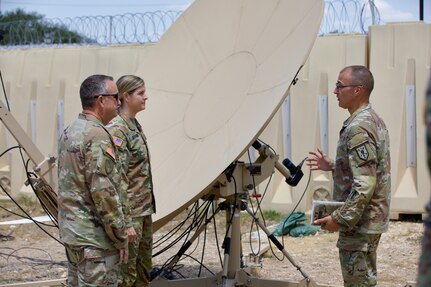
xmin=259 ymin=34 xmax=368 ymax=213
xmin=369 ymin=22 xmax=431 ymax=219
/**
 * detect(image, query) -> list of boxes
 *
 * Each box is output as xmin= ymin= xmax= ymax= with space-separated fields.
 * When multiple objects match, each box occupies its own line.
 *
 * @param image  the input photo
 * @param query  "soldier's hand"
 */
xmin=314 ymin=215 xmax=340 ymax=232
xmin=307 ymin=147 xmax=333 ymax=171
xmin=119 ymin=247 xmax=129 ymax=264
xmin=127 ymin=227 xmax=137 ymax=243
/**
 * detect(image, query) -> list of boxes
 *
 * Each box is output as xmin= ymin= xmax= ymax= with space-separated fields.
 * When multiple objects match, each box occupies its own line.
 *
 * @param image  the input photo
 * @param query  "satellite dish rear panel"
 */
xmin=134 ymin=0 xmax=325 ymax=229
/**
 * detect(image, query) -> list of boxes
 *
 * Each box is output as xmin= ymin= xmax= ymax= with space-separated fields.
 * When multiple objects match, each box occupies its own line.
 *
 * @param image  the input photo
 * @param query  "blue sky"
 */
xmin=1 ymin=0 xmax=193 ymax=18
xmin=1 ymin=0 xmax=430 ymax=23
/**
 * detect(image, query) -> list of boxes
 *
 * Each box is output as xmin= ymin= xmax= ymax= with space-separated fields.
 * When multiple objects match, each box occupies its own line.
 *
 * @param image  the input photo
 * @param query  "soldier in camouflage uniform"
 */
xmin=307 ymin=66 xmax=391 ymax=286
xmin=107 ymin=75 xmax=156 ymax=287
xmin=58 ymin=74 xmax=129 ymax=286
xmin=417 ymin=74 xmax=431 ymax=287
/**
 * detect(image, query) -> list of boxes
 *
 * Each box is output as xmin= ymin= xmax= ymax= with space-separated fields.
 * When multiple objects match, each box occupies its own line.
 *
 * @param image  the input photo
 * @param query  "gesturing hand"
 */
xmin=307 ymin=147 xmax=333 ymax=172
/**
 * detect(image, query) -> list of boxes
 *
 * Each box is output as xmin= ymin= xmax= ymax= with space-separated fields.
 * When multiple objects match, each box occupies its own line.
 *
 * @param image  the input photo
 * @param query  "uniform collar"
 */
xmin=79 ymin=112 xmax=104 ymax=126
xmin=343 ymin=103 xmax=372 ymax=128
xmin=118 ymin=111 xmax=141 ymax=132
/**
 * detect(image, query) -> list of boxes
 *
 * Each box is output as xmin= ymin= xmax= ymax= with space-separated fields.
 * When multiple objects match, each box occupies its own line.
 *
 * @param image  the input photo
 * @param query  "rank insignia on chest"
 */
xmin=105 ymin=145 xmax=116 ymax=160
xmin=112 ymin=136 xmax=123 ymax=148
xmin=356 ymin=144 xmax=369 ymax=161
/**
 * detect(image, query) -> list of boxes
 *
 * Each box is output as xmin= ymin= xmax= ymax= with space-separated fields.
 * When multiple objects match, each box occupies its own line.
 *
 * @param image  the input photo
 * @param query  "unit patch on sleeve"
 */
xmin=105 ymin=144 xmax=116 ymax=161
xmin=355 ymin=144 xmax=369 ymax=161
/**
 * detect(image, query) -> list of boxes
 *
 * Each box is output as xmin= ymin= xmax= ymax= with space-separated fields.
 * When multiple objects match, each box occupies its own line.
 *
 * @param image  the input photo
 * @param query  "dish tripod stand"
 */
xmin=151 ymin=142 xmax=324 ymax=287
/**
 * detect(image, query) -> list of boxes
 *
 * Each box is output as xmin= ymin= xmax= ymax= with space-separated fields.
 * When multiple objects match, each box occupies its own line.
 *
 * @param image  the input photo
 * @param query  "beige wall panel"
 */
xmin=0 ymin=23 xmax=429 ymax=220
xmin=0 ymin=45 xmax=152 ymax=194
xmin=369 ymin=22 xmax=431 ymax=217
xmin=6 ymin=49 xmax=55 ymax=194
xmin=258 ymin=34 xmax=367 ymax=213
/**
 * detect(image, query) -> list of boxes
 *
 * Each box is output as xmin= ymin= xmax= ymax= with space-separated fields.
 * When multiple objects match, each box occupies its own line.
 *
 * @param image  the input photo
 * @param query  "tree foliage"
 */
xmin=0 ymin=9 xmax=92 ymax=45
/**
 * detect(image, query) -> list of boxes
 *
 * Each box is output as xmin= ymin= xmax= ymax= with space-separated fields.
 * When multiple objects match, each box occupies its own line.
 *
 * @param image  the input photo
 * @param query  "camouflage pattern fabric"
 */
xmin=331 ymin=104 xmax=390 ymax=286
xmin=120 ymin=215 xmax=153 ymax=287
xmin=428 ymin=74 xmax=431 ymax=172
xmin=66 ymin=245 xmax=120 ymax=287
xmin=107 ymin=113 xmax=156 ymax=286
xmin=332 ymin=104 xmax=391 ymax=235
xmin=417 ymin=75 xmax=431 ymax=287
xmin=107 ymin=114 xmax=156 ymax=217
xmin=58 ymin=113 xmax=128 ymax=284
xmin=339 ymin=233 xmax=381 ymax=287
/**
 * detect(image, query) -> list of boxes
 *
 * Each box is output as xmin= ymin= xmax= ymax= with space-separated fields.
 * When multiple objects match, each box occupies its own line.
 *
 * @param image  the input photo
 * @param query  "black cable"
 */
xmin=256 ymin=138 xmax=277 ymax=154
xmin=248 ymin=139 xmax=313 ymax=262
xmin=246 ymin=149 xmax=260 ymax=203
xmin=182 ymin=253 xmax=215 ymax=276
xmin=246 ymin=147 xmax=275 ymax=258
xmin=152 ymin=200 xmax=218 ymax=278
xmin=0 ymin=145 xmax=21 ymax=158
xmin=0 ymin=70 xmax=59 ymax=234
xmin=153 ymin=199 xmax=212 ymax=258
xmin=152 ymin=204 xmax=196 ymax=249
xmin=0 ymin=70 xmax=11 ymax=111
xmin=271 ymin=160 xmax=312 ymax=262
xmin=19 ymin=148 xmax=58 ymax=227
xmin=197 ymin=208 xmax=208 ymax=277
xmin=165 ymin=263 xmax=186 ymax=279
xmin=211 ymin=199 xmax=223 ymax=268
xmin=0 ymin=205 xmax=56 ymax=227
xmin=0 ymin=183 xmax=62 ymax=245
xmin=0 ymin=146 xmax=57 ymax=227
xmin=0 ymin=247 xmax=67 ymax=268
xmin=247 ymin=173 xmax=274 ymax=258
xmin=153 ymin=201 xmax=203 ymax=251
xmin=222 ymin=175 xmax=237 ymax=243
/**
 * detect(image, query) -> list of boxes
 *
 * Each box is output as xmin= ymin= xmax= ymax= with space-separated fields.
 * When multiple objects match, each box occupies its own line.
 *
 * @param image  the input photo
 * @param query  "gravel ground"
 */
xmin=0 ymin=205 xmax=423 ymax=287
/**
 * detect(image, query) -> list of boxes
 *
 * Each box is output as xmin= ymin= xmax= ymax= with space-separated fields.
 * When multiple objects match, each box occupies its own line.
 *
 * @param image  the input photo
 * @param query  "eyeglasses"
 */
xmin=93 ymin=93 xmax=119 ymax=101
xmin=335 ymin=82 xmax=362 ymax=91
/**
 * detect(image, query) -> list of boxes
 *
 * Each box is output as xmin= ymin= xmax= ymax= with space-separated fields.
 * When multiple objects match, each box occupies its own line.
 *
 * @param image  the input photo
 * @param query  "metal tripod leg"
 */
xmin=220 ymin=203 xmax=241 ymax=287
xmin=245 ymin=206 xmax=311 ymax=281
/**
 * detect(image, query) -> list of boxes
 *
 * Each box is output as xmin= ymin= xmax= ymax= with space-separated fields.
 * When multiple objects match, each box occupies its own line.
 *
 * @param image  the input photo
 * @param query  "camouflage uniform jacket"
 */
xmin=107 ymin=113 xmax=156 ymax=218
xmin=417 ymin=74 xmax=431 ymax=287
xmin=331 ymin=104 xmax=391 ymax=234
xmin=428 ymin=75 xmax=431 ymax=173
xmin=58 ymin=113 xmax=128 ymax=251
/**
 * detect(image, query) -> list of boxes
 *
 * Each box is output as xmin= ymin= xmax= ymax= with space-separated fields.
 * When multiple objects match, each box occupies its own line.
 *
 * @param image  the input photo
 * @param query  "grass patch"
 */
xmin=262 ymin=210 xmax=283 ymax=221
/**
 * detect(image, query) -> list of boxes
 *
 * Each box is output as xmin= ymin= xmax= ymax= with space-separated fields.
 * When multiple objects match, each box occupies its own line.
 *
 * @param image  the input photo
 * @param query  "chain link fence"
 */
xmin=0 ymin=0 xmax=380 ymax=49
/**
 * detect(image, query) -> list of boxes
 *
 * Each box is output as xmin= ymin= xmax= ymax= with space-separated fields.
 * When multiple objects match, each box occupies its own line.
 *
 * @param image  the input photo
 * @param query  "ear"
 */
xmin=354 ymin=86 xmax=363 ymax=95
xmin=121 ymin=91 xmax=129 ymax=103
xmin=94 ymin=95 xmax=102 ymax=106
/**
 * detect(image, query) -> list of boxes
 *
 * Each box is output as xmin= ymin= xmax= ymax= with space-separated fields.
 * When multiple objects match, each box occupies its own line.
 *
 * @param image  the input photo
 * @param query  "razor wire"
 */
xmin=320 ymin=0 xmax=380 ymax=34
xmin=0 ymin=10 xmax=182 ymax=48
xmin=0 ymin=0 xmax=380 ymax=49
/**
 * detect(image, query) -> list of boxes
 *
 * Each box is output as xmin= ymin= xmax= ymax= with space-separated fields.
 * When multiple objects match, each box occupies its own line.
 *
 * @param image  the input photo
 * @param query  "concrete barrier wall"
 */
xmin=259 ymin=22 xmax=431 ymax=218
xmin=369 ymin=22 xmax=431 ymax=218
xmin=0 ymin=45 xmax=152 ymax=194
xmin=0 ymin=22 xmax=430 ymax=218
xmin=258 ymin=33 xmax=368 ymax=213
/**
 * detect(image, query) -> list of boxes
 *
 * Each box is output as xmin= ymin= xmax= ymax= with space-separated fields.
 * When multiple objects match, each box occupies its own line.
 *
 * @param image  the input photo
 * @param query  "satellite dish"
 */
xmin=135 ymin=0 xmax=324 ymax=230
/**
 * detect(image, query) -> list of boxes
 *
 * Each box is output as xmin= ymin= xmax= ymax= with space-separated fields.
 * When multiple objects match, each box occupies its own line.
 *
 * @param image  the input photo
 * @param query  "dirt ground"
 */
xmin=0 ymin=202 xmax=423 ymax=287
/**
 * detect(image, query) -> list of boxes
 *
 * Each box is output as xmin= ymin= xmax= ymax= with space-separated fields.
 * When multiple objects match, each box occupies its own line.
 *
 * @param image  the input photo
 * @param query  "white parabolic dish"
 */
xmin=135 ymin=0 xmax=324 ymax=230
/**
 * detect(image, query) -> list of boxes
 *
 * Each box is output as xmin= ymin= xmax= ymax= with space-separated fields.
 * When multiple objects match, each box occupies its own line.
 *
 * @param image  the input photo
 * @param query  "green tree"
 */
xmin=0 ymin=9 xmax=93 ymax=45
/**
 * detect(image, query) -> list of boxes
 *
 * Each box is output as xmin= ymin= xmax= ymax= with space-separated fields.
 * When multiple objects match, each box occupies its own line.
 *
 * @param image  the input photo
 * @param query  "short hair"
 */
xmin=116 ymin=75 xmax=145 ymax=103
xmin=341 ymin=65 xmax=374 ymax=95
xmin=80 ymin=74 xmax=114 ymax=109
